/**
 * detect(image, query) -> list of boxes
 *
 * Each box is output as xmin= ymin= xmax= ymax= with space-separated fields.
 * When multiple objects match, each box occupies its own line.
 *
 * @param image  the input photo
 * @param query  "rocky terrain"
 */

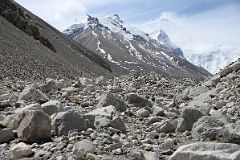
xmin=0 ymin=59 xmax=239 ymax=160
xmin=0 ymin=0 xmax=111 ymax=80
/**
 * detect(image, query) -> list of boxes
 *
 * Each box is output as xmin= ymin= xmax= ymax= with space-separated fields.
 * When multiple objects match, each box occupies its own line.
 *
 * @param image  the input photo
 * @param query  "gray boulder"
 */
xmin=110 ymin=116 xmax=126 ymax=133
xmin=176 ymin=107 xmax=203 ymax=132
xmin=1 ymin=114 xmax=20 ymax=130
xmin=187 ymin=86 xmax=209 ymax=98
xmin=17 ymin=110 xmax=52 ymax=143
xmin=15 ymin=103 xmax=43 ymax=114
xmin=219 ymin=60 xmax=240 ymax=77
xmin=41 ymin=100 xmax=64 ymax=116
xmin=156 ymin=120 xmax=178 ymax=133
xmin=169 ymin=142 xmax=240 ymax=160
xmin=39 ymin=79 xmax=57 ymax=93
xmin=0 ymin=128 xmax=14 ymax=144
xmin=10 ymin=142 xmax=33 ymax=159
xmin=202 ymin=122 xmax=240 ymax=145
xmin=144 ymin=152 xmax=158 ymax=160
xmin=152 ymin=105 xmax=165 ymax=116
xmin=94 ymin=117 xmax=111 ymax=129
xmin=85 ymin=106 xmax=126 ymax=132
xmin=136 ymin=108 xmax=150 ymax=117
xmin=73 ymin=140 xmax=95 ymax=158
xmin=52 ymin=111 xmax=91 ymax=136
xmin=0 ymin=93 xmax=18 ymax=109
xmin=192 ymin=116 xmax=223 ymax=140
xmin=127 ymin=93 xmax=152 ymax=108
xmin=97 ymin=92 xmax=127 ymax=112
xmin=18 ymin=87 xmax=49 ymax=103
xmin=85 ymin=105 xmax=116 ymax=118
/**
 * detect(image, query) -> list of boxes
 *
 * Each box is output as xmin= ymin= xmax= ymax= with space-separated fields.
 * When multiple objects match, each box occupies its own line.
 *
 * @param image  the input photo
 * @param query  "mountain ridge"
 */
xmin=64 ymin=14 xmax=211 ymax=80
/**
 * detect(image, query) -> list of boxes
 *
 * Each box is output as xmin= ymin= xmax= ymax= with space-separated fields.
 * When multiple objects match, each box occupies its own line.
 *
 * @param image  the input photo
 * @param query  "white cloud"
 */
xmin=16 ymin=0 xmax=87 ymax=30
xmin=137 ymin=3 xmax=240 ymax=48
xmin=15 ymin=0 xmax=142 ymax=30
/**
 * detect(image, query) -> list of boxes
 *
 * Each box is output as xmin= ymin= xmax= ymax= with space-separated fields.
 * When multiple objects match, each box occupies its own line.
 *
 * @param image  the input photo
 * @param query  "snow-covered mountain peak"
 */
xmin=158 ymin=29 xmax=168 ymax=41
xmin=157 ymin=30 xmax=177 ymax=49
xmin=105 ymin=13 xmax=123 ymax=24
xmin=63 ymin=14 xmax=210 ymax=79
xmin=156 ymin=30 xmax=184 ymax=59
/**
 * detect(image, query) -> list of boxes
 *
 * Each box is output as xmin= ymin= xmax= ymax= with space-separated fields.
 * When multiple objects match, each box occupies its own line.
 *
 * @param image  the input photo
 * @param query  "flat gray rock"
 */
xmin=169 ymin=142 xmax=240 ymax=160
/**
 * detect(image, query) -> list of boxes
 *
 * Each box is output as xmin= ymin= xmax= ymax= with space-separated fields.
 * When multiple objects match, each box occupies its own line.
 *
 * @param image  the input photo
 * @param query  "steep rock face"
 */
xmin=0 ymin=0 xmax=111 ymax=80
xmin=157 ymin=30 xmax=184 ymax=59
xmin=64 ymin=14 xmax=211 ymax=80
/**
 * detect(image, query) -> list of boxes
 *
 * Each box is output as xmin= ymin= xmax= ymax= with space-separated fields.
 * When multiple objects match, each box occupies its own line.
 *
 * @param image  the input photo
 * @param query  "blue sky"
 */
xmin=15 ymin=0 xmax=240 ymax=47
xmin=88 ymin=0 xmax=239 ymax=23
xmin=15 ymin=0 xmax=240 ymax=30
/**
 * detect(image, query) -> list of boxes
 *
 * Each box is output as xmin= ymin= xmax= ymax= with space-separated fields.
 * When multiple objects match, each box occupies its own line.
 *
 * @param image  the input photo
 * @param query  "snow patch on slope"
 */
xmin=107 ymin=54 xmax=120 ymax=65
xmin=125 ymin=39 xmax=143 ymax=60
xmin=96 ymin=41 xmax=106 ymax=56
xmin=92 ymin=30 xmax=97 ymax=37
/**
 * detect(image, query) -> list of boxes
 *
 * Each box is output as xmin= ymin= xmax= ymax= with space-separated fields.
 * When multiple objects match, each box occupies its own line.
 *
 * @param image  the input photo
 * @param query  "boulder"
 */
xmin=10 ymin=142 xmax=33 ymax=159
xmin=18 ymin=87 xmax=49 ymax=103
xmin=127 ymin=93 xmax=152 ymax=108
xmin=73 ymin=140 xmax=95 ymax=158
xmin=136 ymin=108 xmax=150 ymax=117
xmin=0 ymin=93 xmax=18 ymax=109
xmin=52 ymin=111 xmax=91 ymax=136
xmin=159 ymin=138 xmax=175 ymax=150
xmin=85 ymin=105 xmax=116 ymax=118
xmin=209 ymin=109 xmax=228 ymax=123
xmin=15 ymin=103 xmax=43 ymax=114
xmin=203 ymin=122 xmax=240 ymax=145
xmin=192 ymin=116 xmax=224 ymax=140
xmin=41 ymin=100 xmax=64 ymax=116
xmin=187 ymin=86 xmax=209 ymax=98
xmin=0 ymin=128 xmax=14 ymax=144
xmin=152 ymin=105 xmax=165 ymax=116
xmin=169 ymin=142 xmax=240 ymax=160
xmin=156 ymin=120 xmax=178 ymax=133
xmin=1 ymin=114 xmax=20 ymax=130
xmin=110 ymin=116 xmax=126 ymax=133
xmin=219 ymin=60 xmax=240 ymax=77
xmin=176 ymin=107 xmax=203 ymax=132
xmin=85 ymin=106 xmax=126 ymax=133
xmin=94 ymin=117 xmax=111 ymax=129
xmin=39 ymin=79 xmax=57 ymax=93
xmin=17 ymin=110 xmax=52 ymax=143
xmin=96 ymin=92 xmax=127 ymax=112
xmin=144 ymin=152 xmax=158 ymax=160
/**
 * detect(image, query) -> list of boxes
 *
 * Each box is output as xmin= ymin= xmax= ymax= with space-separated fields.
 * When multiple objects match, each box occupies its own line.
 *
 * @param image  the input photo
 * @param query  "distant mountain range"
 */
xmin=137 ymin=16 xmax=240 ymax=74
xmin=183 ymin=44 xmax=240 ymax=74
xmin=64 ymin=14 xmax=210 ymax=79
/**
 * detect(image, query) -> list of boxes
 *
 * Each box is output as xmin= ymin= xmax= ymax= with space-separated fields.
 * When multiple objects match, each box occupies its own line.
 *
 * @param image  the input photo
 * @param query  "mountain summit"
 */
xmin=157 ymin=30 xmax=184 ymax=59
xmin=64 ymin=14 xmax=210 ymax=80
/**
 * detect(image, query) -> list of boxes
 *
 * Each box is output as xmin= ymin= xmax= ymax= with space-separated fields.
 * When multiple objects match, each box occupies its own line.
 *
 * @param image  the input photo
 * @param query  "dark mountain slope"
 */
xmin=0 ymin=0 xmax=111 ymax=80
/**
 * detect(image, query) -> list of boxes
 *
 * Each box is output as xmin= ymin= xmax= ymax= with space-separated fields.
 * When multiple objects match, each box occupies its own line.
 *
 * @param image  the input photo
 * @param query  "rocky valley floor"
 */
xmin=0 ymin=59 xmax=240 ymax=160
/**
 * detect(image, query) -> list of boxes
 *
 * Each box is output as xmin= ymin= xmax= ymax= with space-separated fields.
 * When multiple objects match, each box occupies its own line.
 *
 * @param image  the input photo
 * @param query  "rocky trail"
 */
xmin=0 ymin=59 xmax=239 ymax=160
